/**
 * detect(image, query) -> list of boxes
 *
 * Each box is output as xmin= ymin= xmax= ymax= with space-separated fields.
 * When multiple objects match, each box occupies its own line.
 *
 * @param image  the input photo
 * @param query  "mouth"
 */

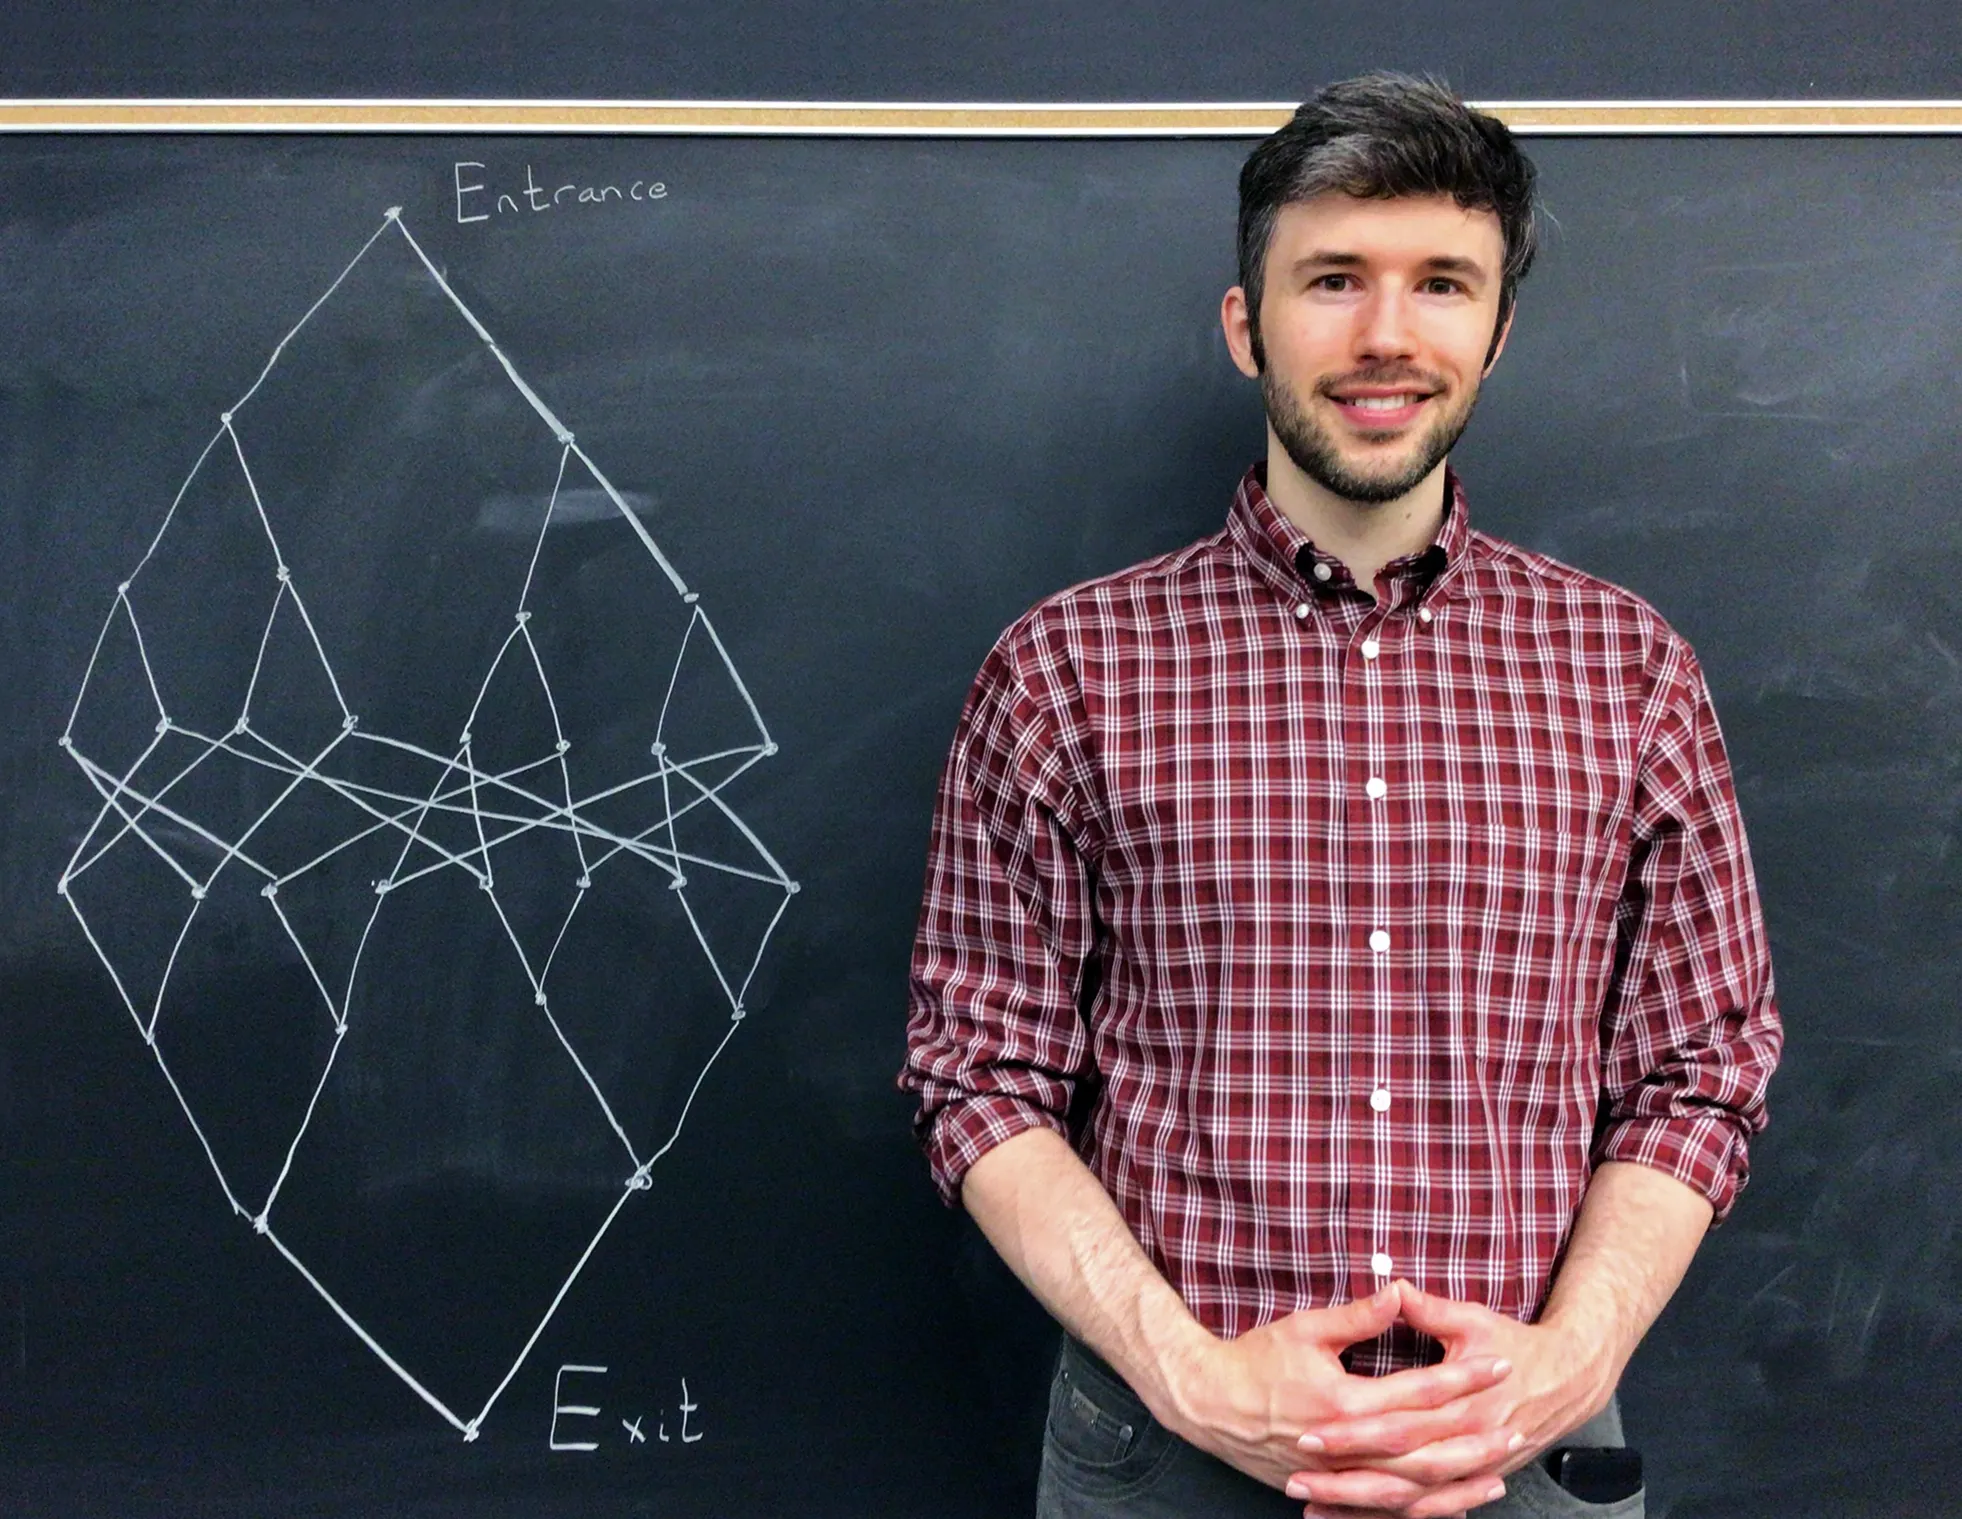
xmin=1325 ymin=389 xmax=1435 ymax=432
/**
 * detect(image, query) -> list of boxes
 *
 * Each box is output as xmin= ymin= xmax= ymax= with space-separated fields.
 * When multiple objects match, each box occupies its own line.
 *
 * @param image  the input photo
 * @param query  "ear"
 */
xmin=1221 ymin=286 xmax=1262 ymax=379
xmin=1481 ymin=304 xmax=1516 ymax=377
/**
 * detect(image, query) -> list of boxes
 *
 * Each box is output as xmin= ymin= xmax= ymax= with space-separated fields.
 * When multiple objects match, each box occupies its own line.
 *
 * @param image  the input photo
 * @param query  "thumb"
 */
xmin=1393 ymin=1280 xmax=1487 ymax=1343
xmin=1307 ymin=1283 xmax=1401 ymax=1347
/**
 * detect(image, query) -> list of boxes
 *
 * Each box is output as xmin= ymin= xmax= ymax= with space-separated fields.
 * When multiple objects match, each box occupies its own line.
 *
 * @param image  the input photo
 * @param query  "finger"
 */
xmin=1394 ymin=1281 xmax=1499 ymax=1342
xmin=1285 ymin=1466 xmax=1433 ymax=1511
xmin=1290 ymin=1465 xmax=1505 ymax=1519
xmin=1301 ymin=1284 xmax=1403 ymax=1348
xmin=1302 ymin=1400 xmax=1506 ymax=1459
xmin=1305 ymin=1355 xmax=1511 ymax=1422
xmin=1335 ymin=1427 xmax=1523 ymax=1487
xmin=1402 ymin=1473 xmax=1509 ymax=1519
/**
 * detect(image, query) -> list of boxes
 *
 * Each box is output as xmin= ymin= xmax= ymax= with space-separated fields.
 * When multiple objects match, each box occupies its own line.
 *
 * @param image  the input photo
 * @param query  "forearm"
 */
xmin=959 ymin=1125 xmax=1215 ymax=1427
xmin=1536 ymin=1159 xmax=1714 ymax=1404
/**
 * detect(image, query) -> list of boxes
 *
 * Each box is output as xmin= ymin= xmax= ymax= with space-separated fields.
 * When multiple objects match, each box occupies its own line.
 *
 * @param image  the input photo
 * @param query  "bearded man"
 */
xmin=902 ymin=73 xmax=1782 ymax=1519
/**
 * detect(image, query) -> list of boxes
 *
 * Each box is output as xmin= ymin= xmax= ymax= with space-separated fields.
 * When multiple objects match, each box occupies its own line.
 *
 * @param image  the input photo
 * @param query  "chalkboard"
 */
xmin=3 ymin=0 xmax=1960 ymax=100
xmin=2 ymin=130 xmax=1961 ymax=1518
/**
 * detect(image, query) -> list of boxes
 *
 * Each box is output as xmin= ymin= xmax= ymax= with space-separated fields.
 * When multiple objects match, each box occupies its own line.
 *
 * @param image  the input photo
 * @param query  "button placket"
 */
xmin=1341 ymin=606 xmax=1402 ymax=1297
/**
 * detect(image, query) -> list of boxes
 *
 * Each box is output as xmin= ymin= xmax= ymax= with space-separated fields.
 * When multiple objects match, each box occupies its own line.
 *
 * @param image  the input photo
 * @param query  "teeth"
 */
xmin=1345 ymin=394 xmax=1421 ymax=411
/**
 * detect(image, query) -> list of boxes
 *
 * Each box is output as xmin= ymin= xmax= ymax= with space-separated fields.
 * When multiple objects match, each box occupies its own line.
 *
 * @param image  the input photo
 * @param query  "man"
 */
xmin=901 ymin=74 xmax=1781 ymax=1519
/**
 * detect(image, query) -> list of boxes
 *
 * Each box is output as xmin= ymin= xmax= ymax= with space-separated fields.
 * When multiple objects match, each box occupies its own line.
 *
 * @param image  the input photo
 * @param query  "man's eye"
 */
xmin=1422 ymin=278 xmax=1464 ymax=296
xmin=1313 ymin=273 xmax=1356 ymax=292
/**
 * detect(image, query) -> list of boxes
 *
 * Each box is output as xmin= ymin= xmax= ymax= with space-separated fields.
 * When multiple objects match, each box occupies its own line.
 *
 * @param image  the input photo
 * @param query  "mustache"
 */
xmin=1314 ymin=366 xmax=1447 ymax=397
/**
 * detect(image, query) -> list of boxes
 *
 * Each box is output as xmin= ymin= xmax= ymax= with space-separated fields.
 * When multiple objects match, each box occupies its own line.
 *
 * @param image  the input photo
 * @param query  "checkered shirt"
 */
xmin=901 ymin=466 xmax=1782 ymax=1371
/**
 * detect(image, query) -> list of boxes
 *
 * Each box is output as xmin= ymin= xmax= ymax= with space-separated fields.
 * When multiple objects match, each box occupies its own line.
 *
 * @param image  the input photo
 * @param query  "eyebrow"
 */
xmin=1293 ymin=251 xmax=1491 ymax=280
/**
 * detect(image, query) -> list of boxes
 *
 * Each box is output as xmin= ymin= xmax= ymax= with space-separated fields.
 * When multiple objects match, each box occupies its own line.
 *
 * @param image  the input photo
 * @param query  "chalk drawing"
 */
xmin=55 ymin=209 xmax=797 ymax=1440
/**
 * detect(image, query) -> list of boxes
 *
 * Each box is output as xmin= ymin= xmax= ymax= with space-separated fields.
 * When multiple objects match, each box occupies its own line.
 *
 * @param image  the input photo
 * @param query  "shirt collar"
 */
xmin=1224 ymin=462 xmax=1470 ymax=610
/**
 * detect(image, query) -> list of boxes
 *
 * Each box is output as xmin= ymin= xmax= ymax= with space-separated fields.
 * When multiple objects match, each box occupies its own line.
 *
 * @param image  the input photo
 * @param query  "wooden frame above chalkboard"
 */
xmin=3 ymin=99 xmax=1962 ymax=134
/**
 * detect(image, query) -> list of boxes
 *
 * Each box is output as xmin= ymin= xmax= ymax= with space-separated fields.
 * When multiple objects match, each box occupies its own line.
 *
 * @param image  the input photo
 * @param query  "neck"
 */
xmin=1262 ymin=432 xmax=1450 ymax=600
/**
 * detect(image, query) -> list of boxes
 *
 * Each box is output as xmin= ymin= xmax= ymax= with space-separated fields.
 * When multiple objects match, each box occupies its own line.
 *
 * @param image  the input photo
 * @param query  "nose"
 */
xmin=1355 ymin=286 xmax=1419 ymax=362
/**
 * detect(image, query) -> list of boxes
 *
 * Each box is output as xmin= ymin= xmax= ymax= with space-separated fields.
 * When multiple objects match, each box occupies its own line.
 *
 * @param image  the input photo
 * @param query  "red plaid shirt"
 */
xmin=902 ymin=466 xmax=1782 ymax=1372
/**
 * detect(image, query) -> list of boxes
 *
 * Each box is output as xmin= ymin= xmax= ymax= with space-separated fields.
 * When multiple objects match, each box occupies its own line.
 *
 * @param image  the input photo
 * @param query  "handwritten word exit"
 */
xmin=550 ymin=1364 xmax=703 ymax=1451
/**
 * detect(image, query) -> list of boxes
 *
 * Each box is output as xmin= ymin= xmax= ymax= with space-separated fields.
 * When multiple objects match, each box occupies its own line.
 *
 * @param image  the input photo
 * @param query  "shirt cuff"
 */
xmin=1594 ymin=1113 xmax=1749 ymax=1224
xmin=922 ymin=1093 xmax=1072 ymax=1208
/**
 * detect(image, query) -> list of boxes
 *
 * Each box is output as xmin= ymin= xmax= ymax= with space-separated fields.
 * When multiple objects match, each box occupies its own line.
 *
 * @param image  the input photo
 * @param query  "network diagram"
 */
xmin=56 ymin=208 xmax=796 ymax=1439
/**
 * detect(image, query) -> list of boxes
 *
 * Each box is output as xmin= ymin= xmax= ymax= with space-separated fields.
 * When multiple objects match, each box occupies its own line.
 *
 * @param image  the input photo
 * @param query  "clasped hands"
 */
xmin=1168 ymin=1279 xmax=1614 ymax=1519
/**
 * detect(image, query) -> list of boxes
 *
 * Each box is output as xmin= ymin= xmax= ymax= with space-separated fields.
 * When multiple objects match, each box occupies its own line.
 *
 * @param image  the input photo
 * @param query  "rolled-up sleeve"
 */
xmin=900 ymin=630 xmax=1101 ymax=1206
xmin=1595 ymin=646 xmax=1783 ymax=1222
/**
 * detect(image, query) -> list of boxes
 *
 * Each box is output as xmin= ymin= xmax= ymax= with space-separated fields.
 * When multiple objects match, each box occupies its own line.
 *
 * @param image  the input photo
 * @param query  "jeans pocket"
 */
xmin=1041 ymin=1351 xmax=1175 ymax=1495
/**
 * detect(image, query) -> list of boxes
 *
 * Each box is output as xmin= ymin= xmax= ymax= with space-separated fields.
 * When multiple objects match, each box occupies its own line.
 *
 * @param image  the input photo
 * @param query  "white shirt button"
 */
xmin=1418 ymin=607 xmax=1433 ymax=624
xmin=1312 ymin=561 xmax=1333 ymax=582
xmin=1361 ymin=638 xmax=1380 ymax=660
xmin=1371 ymin=1252 xmax=1395 ymax=1278
xmin=1294 ymin=602 xmax=1311 ymax=620
xmin=1364 ymin=776 xmax=1387 ymax=800
xmin=1369 ymin=1087 xmax=1392 ymax=1112
xmin=1368 ymin=929 xmax=1390 ymax=953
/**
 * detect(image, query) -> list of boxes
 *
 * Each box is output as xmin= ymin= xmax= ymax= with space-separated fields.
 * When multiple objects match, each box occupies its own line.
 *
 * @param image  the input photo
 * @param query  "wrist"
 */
xmin=1532 ymin=1309 xmax=1623 ymax=1414
xmin=1135 ymin=1314 xmax=1229 ymax=1437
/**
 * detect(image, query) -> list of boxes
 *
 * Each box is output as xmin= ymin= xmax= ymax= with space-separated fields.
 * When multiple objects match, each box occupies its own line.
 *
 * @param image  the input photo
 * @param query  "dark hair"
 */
xmin=1237 ymin=72 xmax=1539 ymax=366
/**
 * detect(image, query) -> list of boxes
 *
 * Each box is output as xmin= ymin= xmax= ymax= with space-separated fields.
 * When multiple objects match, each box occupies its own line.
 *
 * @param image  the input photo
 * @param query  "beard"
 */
xmin=1261 ymin=363 xmax=1480 ymax=506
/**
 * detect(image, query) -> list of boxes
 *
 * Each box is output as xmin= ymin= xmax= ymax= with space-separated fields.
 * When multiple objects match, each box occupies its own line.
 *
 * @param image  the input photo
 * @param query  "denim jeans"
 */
xmin=1035 ymin=1335 xmax=1643 ymax=1519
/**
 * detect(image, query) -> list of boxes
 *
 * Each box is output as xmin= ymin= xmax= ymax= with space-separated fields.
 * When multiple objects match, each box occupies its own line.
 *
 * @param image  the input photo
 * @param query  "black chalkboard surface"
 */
xmin=4 ymin=0 xmax=1961 ymax=100
xmin=3 ymin=131 xmax=1961 ymax=1517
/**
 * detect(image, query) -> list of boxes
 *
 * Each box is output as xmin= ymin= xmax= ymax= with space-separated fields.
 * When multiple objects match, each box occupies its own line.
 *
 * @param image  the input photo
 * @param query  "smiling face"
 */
xmin=1226 ymin=192 xmax=1511 ymax=507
